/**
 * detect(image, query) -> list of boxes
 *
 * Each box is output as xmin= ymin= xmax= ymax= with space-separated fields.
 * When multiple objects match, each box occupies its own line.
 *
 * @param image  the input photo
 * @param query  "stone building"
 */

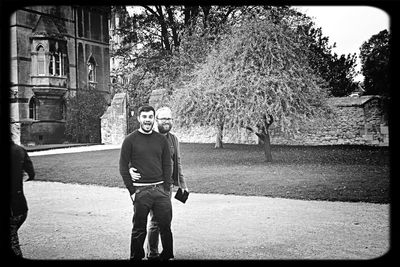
xmin=9 ymin=6 xmax=111 ymax=145
xmin=100 ymin=92 xmax=129 ymax=145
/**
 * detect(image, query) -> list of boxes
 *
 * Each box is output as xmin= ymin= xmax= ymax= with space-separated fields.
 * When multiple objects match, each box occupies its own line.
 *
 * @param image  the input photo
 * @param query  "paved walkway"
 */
xmin=21 ymin=144 xmax=390 ymax=260
xmin=27 ymin=143 xmax=120 ymax=156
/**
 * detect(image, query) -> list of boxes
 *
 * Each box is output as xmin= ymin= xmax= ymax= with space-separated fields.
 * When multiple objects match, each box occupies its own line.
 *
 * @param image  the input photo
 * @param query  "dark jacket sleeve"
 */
xmin=119 ymin=137 xmax=135 ymax=195
xmin=162 ymin=136 xmax=172 ymax=191
xmin=23 ymin=150 xmax=35 ymax=181
xmin=175 ymin=137 xmax=187 ymax=189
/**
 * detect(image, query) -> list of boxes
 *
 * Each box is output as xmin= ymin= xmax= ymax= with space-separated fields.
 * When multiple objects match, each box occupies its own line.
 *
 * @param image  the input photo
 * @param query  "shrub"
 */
xmin=65 ymin=88 xmax=108 ymax=143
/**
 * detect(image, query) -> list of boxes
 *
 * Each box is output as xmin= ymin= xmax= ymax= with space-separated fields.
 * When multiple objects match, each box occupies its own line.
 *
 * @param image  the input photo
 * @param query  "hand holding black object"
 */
xmin=175 ymin=188 xmax=189 ymax=203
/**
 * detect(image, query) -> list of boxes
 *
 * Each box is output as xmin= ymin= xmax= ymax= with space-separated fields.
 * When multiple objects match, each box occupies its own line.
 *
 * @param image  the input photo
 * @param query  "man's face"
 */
xmin=137 ymin=110 xmax=155 ymax=133
xmin=157 ymin=109 xmax=173 ymax=134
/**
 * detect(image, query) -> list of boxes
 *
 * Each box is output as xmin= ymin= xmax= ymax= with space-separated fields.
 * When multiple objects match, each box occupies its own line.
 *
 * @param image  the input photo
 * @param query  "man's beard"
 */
xmin=141 ymin=122 xmax=154 ymax=132
xmin=158 ymin=123 xmax=172 ymax=134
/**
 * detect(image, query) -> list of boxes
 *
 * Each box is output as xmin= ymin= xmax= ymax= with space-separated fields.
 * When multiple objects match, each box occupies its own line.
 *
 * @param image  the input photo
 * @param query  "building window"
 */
xmin=29 ymin=97 xmax=37 ymax=120
xmin=55 ymin=53 xmax=61 ymax=75
xmin=37 ymin=45 xmax=45 ymax=75
xmin=32 ymin=41 xmax=68 ymax=78
xmin=88 ymin=56 xmax=96 ymax=82
xmin=49 ymin=51 xmax=64 ymax=76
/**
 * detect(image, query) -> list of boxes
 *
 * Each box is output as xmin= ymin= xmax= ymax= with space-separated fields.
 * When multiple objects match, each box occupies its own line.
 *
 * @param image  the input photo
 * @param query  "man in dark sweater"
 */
xmin=144 ymin=106 xmax=189 ymax=259
xmin=10 ymin=139 xmax=35 ymax=258
xmin=119 ymin=105 xmax=173 ymax=260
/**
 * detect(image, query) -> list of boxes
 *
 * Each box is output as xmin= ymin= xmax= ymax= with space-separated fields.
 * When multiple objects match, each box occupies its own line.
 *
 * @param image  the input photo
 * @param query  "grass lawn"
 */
xmin=30 ymin=143 xmax=390 ymax=204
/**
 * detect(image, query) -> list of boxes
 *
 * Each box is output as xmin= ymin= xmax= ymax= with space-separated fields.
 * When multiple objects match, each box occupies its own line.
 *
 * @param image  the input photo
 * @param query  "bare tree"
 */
xmin=245 ymin=114 xmax=274 ymax=162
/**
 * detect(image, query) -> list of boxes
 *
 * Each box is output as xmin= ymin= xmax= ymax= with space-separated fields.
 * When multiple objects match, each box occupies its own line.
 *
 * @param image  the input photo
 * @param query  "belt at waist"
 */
xmin=134 ymin=183 xmax=164 ymax=193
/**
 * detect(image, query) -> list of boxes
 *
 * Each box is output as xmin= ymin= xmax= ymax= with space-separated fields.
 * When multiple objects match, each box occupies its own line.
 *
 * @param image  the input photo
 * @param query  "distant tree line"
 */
xmin=359 ymin=29 xmax=391 ymax=97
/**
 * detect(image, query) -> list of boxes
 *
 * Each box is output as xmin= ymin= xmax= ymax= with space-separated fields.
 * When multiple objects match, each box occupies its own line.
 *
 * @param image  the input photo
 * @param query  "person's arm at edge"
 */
xmin=162 ymin=137 xmax=172 ymax=191
xmin=175 ymin=136 xmax=188 ymax=191
xmin=23 ymin=149 xmax=35 ymax=181
xmin=119 ymin=138 xmax=136 ymax=195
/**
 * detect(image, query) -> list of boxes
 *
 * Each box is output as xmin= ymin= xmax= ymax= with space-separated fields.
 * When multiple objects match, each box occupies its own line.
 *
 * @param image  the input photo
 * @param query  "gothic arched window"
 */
xmin=88 ymin=56 xmax=96 ymax=82
xmin=37 ymin=45 xmax=45 ymax=75
xmin=29 ymin=97 xmax=37 ymax=120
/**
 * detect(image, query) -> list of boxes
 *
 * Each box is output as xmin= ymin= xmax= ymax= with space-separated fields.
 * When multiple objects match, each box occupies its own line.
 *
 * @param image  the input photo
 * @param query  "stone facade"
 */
xmin=172 ymin=125 xmax=258 ymax=145
xmin=148 ymin=89 xmax=170 ymax=110
xmin=100 ymin=93 xmax=128 ymax=145
xmin=269 ymin=96 xmax=388 ymax=146
xmin=148 ymin=90 xmax=389 ymax=146
xmin=9 ymin=6 xmax=111 ymax=145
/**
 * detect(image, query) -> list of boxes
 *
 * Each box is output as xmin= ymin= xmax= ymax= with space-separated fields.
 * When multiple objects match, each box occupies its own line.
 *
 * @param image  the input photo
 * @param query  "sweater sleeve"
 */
xmin=162 ymin=137 xmax=172 ymax=190
xmin=119 ymin=137 xmax=135 ymax=195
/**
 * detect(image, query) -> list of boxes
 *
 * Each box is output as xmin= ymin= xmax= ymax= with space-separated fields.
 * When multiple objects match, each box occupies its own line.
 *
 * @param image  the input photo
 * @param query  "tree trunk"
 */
xmin=246 ymin=114 xmax=273 ymax=161
xmin=215 ymin=121 xmax=224 ymax=149
xmin=263 ymin=133 xmax=272 ymax=162
xmin=201 ymin=6 xmax=211 ymax=28
xmin=154 ymin=6 xmax=171 ymax=52
xmin=166 ymin=6 xmax=180 ymax=49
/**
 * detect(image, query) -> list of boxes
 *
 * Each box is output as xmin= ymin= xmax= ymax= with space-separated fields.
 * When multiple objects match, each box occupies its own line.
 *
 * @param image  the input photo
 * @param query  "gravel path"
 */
xmin=19 ymin=181 xmax=389 ymax=260
xmin=21 ymin=145 xmax=390 ymax=260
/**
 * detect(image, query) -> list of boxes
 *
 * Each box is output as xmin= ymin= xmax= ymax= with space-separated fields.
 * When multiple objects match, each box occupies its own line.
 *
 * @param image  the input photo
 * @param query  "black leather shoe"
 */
xmin=159 ymin=253 xmax=174 ymax=261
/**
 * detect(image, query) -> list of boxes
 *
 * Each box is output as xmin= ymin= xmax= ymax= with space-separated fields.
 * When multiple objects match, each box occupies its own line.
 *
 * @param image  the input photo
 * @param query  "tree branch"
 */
xmin=221 ymin=6 xmax=236 ymax=24
xmin=245 ymin=126 xmax=266 ymax=141
xmin=141 ymin=5 xmax=159 ymax=18
xmin=262 ymin=114 xmax=274 ymax=129
xmin=132 ymin=69 xmax=148 ymax=89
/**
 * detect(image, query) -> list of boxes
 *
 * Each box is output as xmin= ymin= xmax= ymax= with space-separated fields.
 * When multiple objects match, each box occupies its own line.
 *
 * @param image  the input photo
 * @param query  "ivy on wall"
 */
xmin=65 ymin=88 xmax=108 ymax=143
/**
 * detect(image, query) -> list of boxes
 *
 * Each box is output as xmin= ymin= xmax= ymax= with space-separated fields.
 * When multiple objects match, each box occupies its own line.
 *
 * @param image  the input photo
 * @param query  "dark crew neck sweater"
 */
xmin=119 ymin=130 xmax=172 ymax=195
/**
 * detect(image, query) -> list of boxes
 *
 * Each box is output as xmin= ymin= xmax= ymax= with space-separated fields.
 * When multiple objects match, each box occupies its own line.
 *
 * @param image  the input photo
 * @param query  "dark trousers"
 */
xmin=130 ymin=186 xmax=173 ymax=260
xmin=9 ymin=212 xmax=27 ymax=257
xmin=146 ymin=188 xmax=173 ymax=258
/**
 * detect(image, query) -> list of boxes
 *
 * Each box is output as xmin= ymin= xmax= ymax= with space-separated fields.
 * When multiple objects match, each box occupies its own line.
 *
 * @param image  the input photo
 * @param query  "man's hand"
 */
xmin=23 ymin=172 xmax=33 ymax=182
xmin=22 ymin=172 xmax=29 ymax=182
xmin=129 ymin=167 xmax=141 ymax=181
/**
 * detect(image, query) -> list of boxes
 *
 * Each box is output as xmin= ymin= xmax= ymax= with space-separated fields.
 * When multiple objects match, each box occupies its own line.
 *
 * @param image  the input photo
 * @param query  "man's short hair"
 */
xmin=156 ymin=106 xmax=172 ymax=118
xmin=138 ymin=105 xmax=155 ymax=116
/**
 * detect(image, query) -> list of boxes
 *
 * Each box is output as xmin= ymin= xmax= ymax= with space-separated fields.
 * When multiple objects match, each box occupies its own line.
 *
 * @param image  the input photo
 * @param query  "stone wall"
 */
xmin=270 ymin=105 xmax=367 ymax=146
xmin=167 ymin=96 xmax=389 ymax=147
xmin=100 ymin=93 xmax=127 ymax=144
xmin=172 ymin=125 xmax=258 ymax=145
xmin=21 ymin=121 xmax=66 ymax=145
xmin=363 ymin=98 xmax=388 ymax=145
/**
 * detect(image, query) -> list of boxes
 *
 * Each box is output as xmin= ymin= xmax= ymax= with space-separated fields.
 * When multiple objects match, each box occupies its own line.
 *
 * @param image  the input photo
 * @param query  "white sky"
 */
xmin=293 ymin=5 xmax=390 ymax=82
